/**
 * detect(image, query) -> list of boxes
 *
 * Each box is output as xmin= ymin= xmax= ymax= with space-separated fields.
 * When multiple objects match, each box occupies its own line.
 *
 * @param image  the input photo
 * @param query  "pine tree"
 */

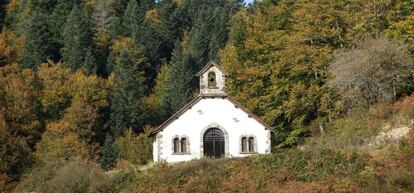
xmin=186 ymin=7 xmax=232 ymax=71
xmin=109 ymin=38 xmax=149 ymax=137
xmin=0 ymin=0 xmax=7 ymax=26
xmin=208 ymin=7 xmax=230 ymax=60
xmin=112 ymin=0 xmax=129 ymax=16
xmin=187 ymin=9 xmax=212 ymax=71
xmin=49 ymin=0 xmax=81 ymax=50
xmin=21 ymin=9 xmax=54 ymax=69
xmin=100 ymin=136 xmax=119 ymax=170
xmin=158 ymin=0 xmax=182 ymax=52
xmin=153 ymin=63 xmax=171 ymax=120
xmin=163 ymin=42 xmax=194 ymax=114
xmin=122 ymin=0 xmax=143 ymax=37
xmin=84 ymin=47 xmax=97 ymax=75
xmin=61 ymin=5 xmax=94 ymax=72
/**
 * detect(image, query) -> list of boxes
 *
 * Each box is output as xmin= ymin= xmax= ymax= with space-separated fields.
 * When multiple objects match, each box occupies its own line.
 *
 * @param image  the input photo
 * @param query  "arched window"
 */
xmin=203 ymin=128 xmax=225 ymax=158
xmin=248 ymin=137 xmax=255 ymax=152
xmin=208 ymin=71 xmax=217 ymax=88
xmin=173 ymin=137 xmax=180 ymax=153
xmin=241 ymin=137 xmax=247 ymax=153
xmin=181 ymin=138 xmax=187 ymax=153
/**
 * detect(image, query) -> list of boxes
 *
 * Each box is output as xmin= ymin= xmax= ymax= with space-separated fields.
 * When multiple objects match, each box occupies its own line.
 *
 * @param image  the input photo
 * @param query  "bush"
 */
xmin=15 ymin=160 xmax=113 ymax=193
xmin=329 ymin=38 xmax=414 ymax=109
xmin=118 ymin=149 xmax=375 ymax=193
xmin=116 ymin=128 xmax=152 ymax=166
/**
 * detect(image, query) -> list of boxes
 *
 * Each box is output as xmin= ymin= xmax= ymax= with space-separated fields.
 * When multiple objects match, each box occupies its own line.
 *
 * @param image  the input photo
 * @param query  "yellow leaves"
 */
xmin=62 ymin=71 xmax=110 ymax=143
xmin=38 ymin=61 xmax=72 ymax=118
xmin=83 ymin=0 xmax=97 ymax=7
xmin=35 ymin=121 xmax=91 ymax=163
xmin=385 ymin=13 xmax=414 ymax=51
xmin=5 ymin=0 xmax=19 ymax=13
xmin=181 ymin=30 xmax=190 ymax=53
xmin=0 ymin=64 xmax=40 ymax=137
xmin=0 ymin=28 xmax=24 ymax=65
xmin=111 ymin=37 xmax=136 ymax=52
xmin=145 ymin=9 xmax=162 ymax=26
xmin=173 ymin=0 xmax=183 ymax=5
xmin=70 ymin=70 xmax=109 ymax=108
xmin=111 ymin=37 xmax=146 ymax=64
xmin=116 ymin=128 xmax=152 ymax=165
xmin=93 ymin=27 xmax=111 ymax=51
xmin=36 ymin=63 xmax=110 ymax=151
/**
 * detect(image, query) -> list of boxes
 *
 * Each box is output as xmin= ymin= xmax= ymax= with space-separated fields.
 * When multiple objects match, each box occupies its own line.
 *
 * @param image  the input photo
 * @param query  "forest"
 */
xmin=0 ymin=0 xmax=413 ymax=192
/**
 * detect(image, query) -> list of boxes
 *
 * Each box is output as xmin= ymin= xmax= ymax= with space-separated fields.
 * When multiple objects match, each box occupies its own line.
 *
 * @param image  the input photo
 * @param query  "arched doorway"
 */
xmin=203 ymin=128 xmax=225 ymax=158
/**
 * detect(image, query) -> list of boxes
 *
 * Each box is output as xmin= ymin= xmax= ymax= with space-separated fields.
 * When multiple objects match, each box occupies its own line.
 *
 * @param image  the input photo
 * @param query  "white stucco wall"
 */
xmin=153 ymin=98 xmax=271 ymax=163
xmin=199 ymin=66 xmax=226 ymax=96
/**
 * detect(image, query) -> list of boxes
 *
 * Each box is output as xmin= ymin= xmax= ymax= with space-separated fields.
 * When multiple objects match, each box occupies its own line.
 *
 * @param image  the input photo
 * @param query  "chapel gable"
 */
xmin=197 ymin=61 xmax=227 ymax=96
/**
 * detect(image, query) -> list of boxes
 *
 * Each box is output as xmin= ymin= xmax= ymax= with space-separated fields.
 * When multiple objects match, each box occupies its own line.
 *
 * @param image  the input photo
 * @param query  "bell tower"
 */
xmin=196 ymin=61 xmax=227 ymax=96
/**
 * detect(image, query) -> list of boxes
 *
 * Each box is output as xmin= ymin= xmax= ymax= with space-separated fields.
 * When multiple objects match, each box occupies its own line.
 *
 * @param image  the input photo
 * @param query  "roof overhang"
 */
xmin=196 ymin=61 xmax=228 ymax=76
xmin=150 ymin=95 xmax=274 ymax=137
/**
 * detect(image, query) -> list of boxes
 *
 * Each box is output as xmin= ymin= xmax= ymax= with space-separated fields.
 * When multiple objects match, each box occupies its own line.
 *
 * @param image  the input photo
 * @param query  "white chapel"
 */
xmin=151 ymin=61 xmax=273 ymax=163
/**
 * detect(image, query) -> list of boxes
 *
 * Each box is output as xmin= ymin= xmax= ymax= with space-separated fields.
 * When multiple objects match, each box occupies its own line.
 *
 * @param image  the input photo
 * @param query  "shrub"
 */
xmin=329 ymin=38 xmax=414 ymax=109
xmin=35 ymin=122 xmax=91 ymax=163
xmin=116 ymin=128 xmax=152 ymax=166
xmin=15 ymin=160 xmax=113 ymax=193
xmin=121 ymin=149 xmax=375 ymax=193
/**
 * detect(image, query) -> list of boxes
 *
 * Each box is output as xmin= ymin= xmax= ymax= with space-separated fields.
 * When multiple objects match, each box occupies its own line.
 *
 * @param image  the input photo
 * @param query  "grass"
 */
xmin=113 ymin=96 xmax=414 ymax=193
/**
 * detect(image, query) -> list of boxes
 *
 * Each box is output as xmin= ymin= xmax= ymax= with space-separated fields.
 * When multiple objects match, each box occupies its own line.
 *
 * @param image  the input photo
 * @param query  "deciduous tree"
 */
xmin=329 ymin=38 xmax=414 ymax=108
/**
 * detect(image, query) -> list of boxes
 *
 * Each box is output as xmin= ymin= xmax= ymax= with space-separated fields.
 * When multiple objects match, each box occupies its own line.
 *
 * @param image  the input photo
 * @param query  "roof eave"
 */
xmin=196 ymin=61 xmax=228 ymax=76
xmin=150 ymin=95 xmax=275 ymax=137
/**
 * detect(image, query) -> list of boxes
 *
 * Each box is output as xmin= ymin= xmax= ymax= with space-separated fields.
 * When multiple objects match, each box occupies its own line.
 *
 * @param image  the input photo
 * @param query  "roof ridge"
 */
xmin=196 ymin=61 xmax=227 ymax=76
xmin=150 ymin=95 xmax=274 ymax=136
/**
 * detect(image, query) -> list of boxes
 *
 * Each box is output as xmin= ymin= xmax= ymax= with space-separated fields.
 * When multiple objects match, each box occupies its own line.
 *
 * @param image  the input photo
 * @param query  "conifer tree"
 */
xmin=122 ymin=0 xmax=143 ymax=37
xmin=109 ymin=38 xmax=149 ymax=137
xmin=112 ymin=0 xmax=129 ymax=16
xmin=108 ymin=16 xmax=123 ymax=39
xmin=84 ymin=47 xmax=97 ymax=75
xmin=187 ymin=7 xmax=231 ymax=71
xmin=153 ymin=63 xmax=171 ymax=120
xmin=157 ymin=0 xmax=182 ymax=52
xmin=61 ymin=5 xmax=95 ymax=72
xmin=21 ymin=10 xmax=54 ymax=69
xmin=163 ymin=42 xmax=194 ymax=114
xmin=208 ymin=7 xmax=230 ymax=60
xmin=49 ymin=0 xmax=81 ymax=49
xmin=100 ymin=136 xmax=119 ymax=170
xmin=187 ymin=9 xmax=212 ymax=71
xmin=0 ymin=1 xmax=6 ymax=26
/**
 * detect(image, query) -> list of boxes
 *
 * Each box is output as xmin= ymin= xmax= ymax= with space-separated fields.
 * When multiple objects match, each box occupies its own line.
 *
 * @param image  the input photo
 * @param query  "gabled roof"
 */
xmin=150 ymin=95 xmax=274 ymax=136
xmin=196 ymin=61 xmax=228 ymax=76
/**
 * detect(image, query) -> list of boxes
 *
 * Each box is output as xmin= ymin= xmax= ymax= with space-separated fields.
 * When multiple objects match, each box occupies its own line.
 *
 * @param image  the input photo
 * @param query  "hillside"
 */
xmin=112 ymin=95 xmax=414 ymax=193
xmin=13 ymin=94 xmax=414 ymax=193
xmin=0 ymin=0 xmax=414 ymax=192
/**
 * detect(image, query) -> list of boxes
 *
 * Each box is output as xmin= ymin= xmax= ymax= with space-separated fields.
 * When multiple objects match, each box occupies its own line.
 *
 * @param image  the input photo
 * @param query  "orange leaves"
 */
xmin=145 ymin=9 xmax=162 ymax=26
xmin=0 ymin=28 xmax=24 ymax=66
xmin=35 ymin=121 xmax=91 ymax=163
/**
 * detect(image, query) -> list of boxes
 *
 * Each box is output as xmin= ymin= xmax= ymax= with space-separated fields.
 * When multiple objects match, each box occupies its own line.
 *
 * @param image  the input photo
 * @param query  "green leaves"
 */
xmin=61 ymin=5 xmax=95 ymax=73
xmin=109 ymin=37 xmax=149 ymax=137
xmin=21 ymin=10 xmax=54 ymax=69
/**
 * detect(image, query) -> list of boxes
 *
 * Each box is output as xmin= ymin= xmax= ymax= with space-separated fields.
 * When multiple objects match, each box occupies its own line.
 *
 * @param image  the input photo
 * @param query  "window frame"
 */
xmin=241 ymin=137 xmax=248 ymax=153
xmin=248 ymin=137 xmax=255 ymax=152
xmin=207 ymin=71 xmax=217 ymax=88
xmin=172 ymin=135 xmax=190 ymax=155
xmin=173 ymin=137 xmax=180 ymax=154
xmin=180 ymin=138 xmax=187 ymax=153
xmin=240 ymin=135 xmax=257 ymax=154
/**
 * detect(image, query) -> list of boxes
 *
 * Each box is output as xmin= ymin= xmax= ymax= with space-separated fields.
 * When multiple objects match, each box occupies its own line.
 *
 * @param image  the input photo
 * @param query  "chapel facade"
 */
xmin=151 ymin=61 xmax=272 ymax=163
